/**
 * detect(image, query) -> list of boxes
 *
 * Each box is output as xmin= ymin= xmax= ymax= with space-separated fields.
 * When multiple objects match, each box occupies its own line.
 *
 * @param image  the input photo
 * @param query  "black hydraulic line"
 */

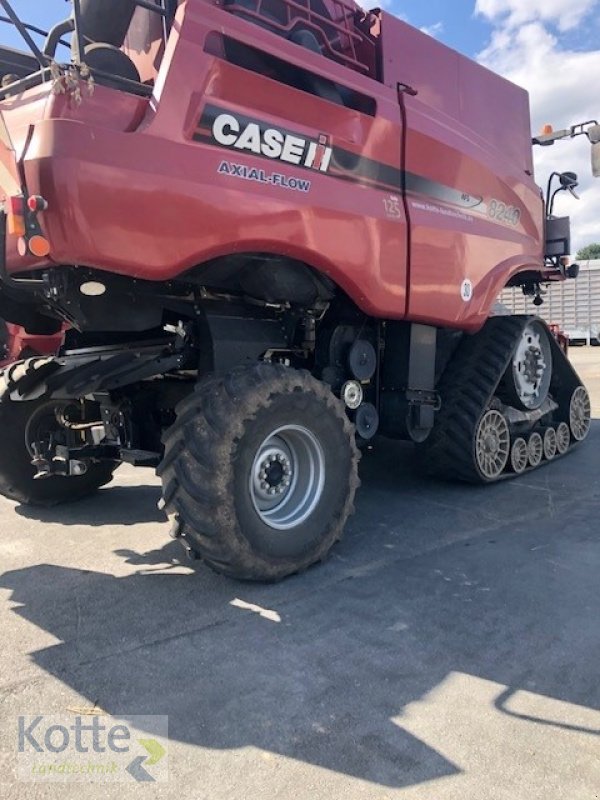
xmin=0 ymin=0 xmax=47 ymax=67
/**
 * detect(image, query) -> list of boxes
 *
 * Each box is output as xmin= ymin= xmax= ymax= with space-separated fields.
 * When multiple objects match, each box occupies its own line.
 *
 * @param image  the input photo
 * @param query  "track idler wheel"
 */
xmin=569 ymin=386 xmax=591 ymax=442
xmin=528 ymin=432 xmax=543 ymax=468
xmin=474 ymin=409 xmax=510 ymax=480
xmin=510 ymin=437 xmax=529 ymax=474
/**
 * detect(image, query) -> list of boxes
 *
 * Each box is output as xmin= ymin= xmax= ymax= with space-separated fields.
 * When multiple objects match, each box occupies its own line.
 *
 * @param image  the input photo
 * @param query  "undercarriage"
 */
xmin=0 ymin=310 xmax=591 ymax=579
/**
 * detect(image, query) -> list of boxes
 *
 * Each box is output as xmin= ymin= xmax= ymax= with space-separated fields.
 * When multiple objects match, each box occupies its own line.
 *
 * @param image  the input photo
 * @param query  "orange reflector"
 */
xmin=7 ymin=215 xmax=25 ymax=237
xmin=542 ymin=123 xmax=554 ymax=135
xmin=7 ymin=195 xmax=25 ymax=237
xmin=28 ymin=235 xmax=51 ymax=258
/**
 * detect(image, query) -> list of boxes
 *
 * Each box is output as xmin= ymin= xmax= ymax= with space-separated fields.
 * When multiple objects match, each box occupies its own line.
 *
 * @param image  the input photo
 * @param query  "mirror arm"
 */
xmin=548 ymin=187 xmax=562 ymax=217
xmin=546 ymin=172 xmax=560 ymax=214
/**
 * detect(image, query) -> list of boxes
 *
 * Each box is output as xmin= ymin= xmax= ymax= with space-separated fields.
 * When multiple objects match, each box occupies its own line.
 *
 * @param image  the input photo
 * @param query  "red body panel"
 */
xmin=381 ymin=18 xmax=543 ymax=328
xmin=0 ymin=322 xmax=64 ymax=367
xmin=0 ymin=0 xmax=545 ymax=331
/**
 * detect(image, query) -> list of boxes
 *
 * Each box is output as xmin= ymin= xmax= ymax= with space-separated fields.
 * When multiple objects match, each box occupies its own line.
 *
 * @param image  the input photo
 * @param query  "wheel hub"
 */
xmin=510 ymin=323 xmax=553 ymax=410
xmin=523 ymin=347 xmax=544 ymax=383
xmin=483 ymin=432 xmax=500 ymax=454
xmin=254 ymin=446 xmax=293 ymax=499
xmin=250 ymin=426 xmax=325 ymax=530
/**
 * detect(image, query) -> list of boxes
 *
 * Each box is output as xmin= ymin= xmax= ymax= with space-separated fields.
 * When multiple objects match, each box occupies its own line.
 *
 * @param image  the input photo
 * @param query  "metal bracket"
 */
xmin=406 ymin=324 xmax=438 ymax=442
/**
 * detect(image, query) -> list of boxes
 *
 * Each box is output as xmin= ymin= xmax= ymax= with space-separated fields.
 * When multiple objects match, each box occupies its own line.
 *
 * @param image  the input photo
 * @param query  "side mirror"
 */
xmin=559 ymin=171 xmax=579 ymax=191
xmin=559 ymin=171 xmax=578 ymax=188
xmin=546 ymin=171 xmax=580 ymax=215
xmin=587 ymin=125 xmax=600 ymax=177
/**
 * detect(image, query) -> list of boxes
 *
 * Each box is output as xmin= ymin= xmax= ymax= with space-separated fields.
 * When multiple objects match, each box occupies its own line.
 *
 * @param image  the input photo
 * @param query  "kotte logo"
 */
xmin=212 ymin=113 xmax=333 ymax=172
xmin=17 ymin=715 xmax=168 ymax=783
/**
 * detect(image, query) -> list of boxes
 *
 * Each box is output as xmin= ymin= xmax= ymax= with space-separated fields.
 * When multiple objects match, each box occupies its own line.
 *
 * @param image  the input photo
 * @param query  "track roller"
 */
xmin=556 ymin=422 xmax=571 ymax=455
xmin=510 ymin=437 xmax=529 ymax=474
xmin=528 ymin=432 xmax=543 ymax=468
xmin=543 ymin=428 xmax=557 ymax=461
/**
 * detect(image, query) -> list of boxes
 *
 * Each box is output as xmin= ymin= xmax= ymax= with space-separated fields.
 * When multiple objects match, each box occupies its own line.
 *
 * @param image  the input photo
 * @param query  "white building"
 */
xmin=501 ymin=260 xmax=600 ymax=344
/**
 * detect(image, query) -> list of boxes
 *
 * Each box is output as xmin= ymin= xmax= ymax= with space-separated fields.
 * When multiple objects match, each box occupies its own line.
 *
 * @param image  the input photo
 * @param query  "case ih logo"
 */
xmin=196 ymin=106 xmax=332 ymax=173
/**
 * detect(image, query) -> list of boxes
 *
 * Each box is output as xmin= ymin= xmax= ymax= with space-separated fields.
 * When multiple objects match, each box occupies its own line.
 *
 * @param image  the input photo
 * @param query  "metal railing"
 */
xmin=0 ymin=0 xmax=170 ymax=100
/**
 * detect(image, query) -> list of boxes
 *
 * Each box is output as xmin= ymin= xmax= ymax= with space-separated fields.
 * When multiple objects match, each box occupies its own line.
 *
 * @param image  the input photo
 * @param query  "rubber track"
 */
xmin=422 ymin=315 xmax=581 ymax=484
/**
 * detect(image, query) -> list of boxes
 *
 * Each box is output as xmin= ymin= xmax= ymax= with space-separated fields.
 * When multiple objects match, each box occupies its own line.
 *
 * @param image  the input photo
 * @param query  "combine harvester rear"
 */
xmin=0 ymin=0 xmax=595 ymax=580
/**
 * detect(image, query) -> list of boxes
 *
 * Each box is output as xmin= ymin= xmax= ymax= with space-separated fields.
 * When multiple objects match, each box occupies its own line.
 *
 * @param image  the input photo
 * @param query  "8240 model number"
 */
xmin=488 ymin=199 xmax=521 ymax=227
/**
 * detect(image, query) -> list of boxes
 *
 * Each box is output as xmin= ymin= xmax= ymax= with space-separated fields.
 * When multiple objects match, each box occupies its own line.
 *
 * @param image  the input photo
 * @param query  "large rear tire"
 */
xmin=158 ymin=364 xmax=360 ymax=581
xmin=0 ymin=392 xmax=117 ymax=506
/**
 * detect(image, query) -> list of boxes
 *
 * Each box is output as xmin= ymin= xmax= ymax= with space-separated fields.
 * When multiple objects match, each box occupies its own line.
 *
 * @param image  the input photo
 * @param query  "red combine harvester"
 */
xmin=0 ymin=0 xmax=596 ymax=579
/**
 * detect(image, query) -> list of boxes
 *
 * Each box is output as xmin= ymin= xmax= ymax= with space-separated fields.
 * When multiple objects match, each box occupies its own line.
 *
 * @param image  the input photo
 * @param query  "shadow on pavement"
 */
xmin=2 ymin=426 xmax=599 ymax=789
xmin=14 ymin=483 xmax=165 ymax=526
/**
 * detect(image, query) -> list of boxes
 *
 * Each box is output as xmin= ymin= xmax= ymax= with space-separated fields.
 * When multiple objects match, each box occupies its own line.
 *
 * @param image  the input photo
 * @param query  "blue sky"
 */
xmin=2 ymin=0 xmax=599 ymax=65
xmin=1 ymin=0 xmax=599 ymax=246
xmin=0 ymin=0 xmax=507 ymax=59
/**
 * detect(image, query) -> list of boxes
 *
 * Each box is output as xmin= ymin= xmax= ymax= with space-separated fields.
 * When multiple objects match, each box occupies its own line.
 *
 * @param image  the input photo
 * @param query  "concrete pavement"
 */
xmin=0 ymin=351 xmax=598 ymax=799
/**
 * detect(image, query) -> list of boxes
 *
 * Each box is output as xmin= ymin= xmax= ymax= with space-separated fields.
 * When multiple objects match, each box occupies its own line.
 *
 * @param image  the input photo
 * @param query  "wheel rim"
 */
xmin=544 ymin=428 xmax=557 ymax=460
xmin=570 ymin=386 xmax=591 ymax=442
xmin=249 ymin=425 xmax=325 ymax=530
xmin=510 ymin=437 xmax=528 ymax=474
xmin=510 ymin=322 xmax=553 ymax=410
xmin=528 ymin=432 xmax=543 ymax=467
xmin=475 ymin=410 xmax=510 ymax=479
xmin=556 ymin=422 xmax=571 ymax=455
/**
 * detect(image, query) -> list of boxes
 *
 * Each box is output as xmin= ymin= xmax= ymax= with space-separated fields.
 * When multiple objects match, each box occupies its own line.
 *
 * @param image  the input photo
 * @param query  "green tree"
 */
xmin=576 ymin=243 xmax=600 ymax=260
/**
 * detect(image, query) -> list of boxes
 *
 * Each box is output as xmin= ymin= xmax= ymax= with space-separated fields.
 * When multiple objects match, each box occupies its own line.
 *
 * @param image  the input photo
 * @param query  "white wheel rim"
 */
xmin=544 ymin=428 xmax=557 ymax=460
xmin=250 ymin=425 xmax=325 ymax=531
xmin=570 ymin=386 xmax=591 ymax=442
xmin=475 ymin=410 xmax=510 ymax=479
xmin=528 ymin=433 xmax=543 ymax=467
xmin=511 ymin=322 xmax=553 ymax=410
xmin=510 ymin=437 xmax=529 ymax=473
xmin=556 ymin=422 xmax=571 ymax=455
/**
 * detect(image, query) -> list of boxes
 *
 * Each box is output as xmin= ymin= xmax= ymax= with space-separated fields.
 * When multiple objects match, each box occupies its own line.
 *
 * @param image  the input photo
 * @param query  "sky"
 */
xmin=1 ymin=0 xmax=599 ymax=250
